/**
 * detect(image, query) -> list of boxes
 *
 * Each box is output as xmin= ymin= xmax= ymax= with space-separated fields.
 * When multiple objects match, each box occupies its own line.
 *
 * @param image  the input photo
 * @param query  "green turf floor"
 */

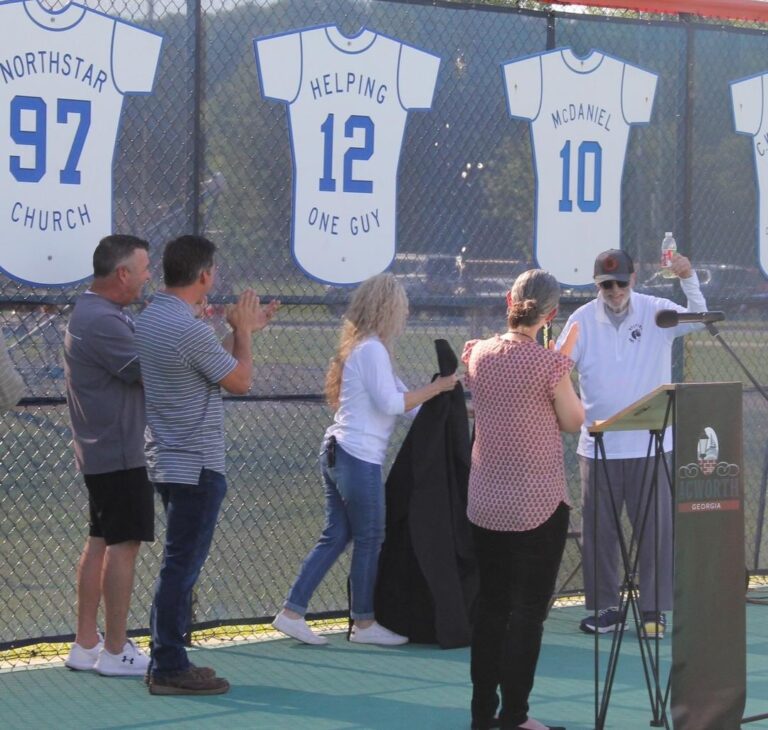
xmin=2 ymin=604 xmax=767 ymax=729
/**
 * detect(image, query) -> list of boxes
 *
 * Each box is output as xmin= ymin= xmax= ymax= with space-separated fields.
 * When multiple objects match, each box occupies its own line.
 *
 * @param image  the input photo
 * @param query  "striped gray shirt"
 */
xmin=135 ymin=292 xmax=237 ymax=484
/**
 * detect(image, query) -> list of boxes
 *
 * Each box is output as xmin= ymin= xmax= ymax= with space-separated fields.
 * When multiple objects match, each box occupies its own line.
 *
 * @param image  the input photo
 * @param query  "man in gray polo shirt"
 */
xmin=0 ymin=328 xmax=24 ymax=410
xmin=136 ymin=235 xmax=278 ymax=695
xmin=63 ymin=234 xmax=153 ymax=676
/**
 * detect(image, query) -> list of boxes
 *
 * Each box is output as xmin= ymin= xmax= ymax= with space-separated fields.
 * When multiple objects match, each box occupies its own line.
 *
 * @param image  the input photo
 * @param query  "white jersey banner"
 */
xmin=254 ymin=25 xmax=440 ymax=285
xmin=0 ymin=0 xmax=163 ymax=286
xmin=503 ymin=48 xmax=657 ymax=286
xmin=731 ymin=71 xmax=768 ymax=278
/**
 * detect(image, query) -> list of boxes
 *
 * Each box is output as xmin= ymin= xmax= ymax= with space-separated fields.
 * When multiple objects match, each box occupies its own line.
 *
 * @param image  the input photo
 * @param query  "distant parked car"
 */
xmin=557 ymin=263 xmax=768 ymax=318
xmin=637 ymin=263 xmax=768 ymax=315
xmin=403 ymin=252 xmax=528 ymax=314
xmin=323 ymin=253 xmax=462 ymax=316
xmin=323 ymin=251 xmax=530 ymax=317
xmin=558 ymin=283 xmax=595 ymax=314
xmin=460 ymin=256 xmax=529 ymax=303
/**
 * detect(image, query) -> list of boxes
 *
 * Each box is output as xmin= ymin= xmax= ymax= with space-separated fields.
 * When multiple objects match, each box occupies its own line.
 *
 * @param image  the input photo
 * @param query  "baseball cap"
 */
xmin=593 ymin=249 xmax=634 ymax=283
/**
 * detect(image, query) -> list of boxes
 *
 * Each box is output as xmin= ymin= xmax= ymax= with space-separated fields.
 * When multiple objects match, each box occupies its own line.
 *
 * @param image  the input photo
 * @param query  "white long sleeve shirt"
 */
xmin=558 ymin=274 xmax=706 ymax=458
xmin=325 ymin=337 xmax=412 ymax=464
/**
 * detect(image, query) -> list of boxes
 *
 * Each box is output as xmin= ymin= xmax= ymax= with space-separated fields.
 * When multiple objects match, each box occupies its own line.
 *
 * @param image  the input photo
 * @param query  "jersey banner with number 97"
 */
xmin=0 ymin=0 xmax=163 ymax=286
xmin=503 ymin=48 xmax=658 ymax=286
xmin=254 ymin=25 xmax=440 ymax=285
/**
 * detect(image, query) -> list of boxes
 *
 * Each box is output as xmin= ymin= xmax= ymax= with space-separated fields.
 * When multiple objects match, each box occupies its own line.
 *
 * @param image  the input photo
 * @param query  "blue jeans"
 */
xmin=150 ymin=468 xmax=227 ymax=676
xmin=285 ymin=441 xmax=385 ymax=621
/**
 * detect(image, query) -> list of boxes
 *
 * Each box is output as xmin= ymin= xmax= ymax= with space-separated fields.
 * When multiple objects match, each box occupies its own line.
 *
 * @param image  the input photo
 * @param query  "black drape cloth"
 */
xmin=374 ymin=339 xmax=477 ymax=648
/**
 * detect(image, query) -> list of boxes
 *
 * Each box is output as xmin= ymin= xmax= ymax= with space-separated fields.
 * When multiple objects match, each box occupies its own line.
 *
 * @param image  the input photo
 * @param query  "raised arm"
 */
xmin=361 ymin=340 xmax=458 ymax=415
xmin=553 ymin=371 xmax=584 ymax=433
xmin=219 ymin=291 xmax=280 ymax=394
xmin=403 ymin=374 xmax=458 ymax=412
xmin=670 ymin=254 xmax=706 ymax=313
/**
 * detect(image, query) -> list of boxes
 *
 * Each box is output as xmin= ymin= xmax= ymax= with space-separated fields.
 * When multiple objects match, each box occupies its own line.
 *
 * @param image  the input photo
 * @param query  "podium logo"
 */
xmin=677 ymin=426 xmax=740 ymax=513
xmin=697 ymin=427 xmax=718 ymax=475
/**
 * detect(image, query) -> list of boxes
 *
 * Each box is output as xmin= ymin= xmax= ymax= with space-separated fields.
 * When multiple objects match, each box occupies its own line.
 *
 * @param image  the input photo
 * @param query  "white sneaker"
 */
xmin=94 ymin=639 xmax=150 ymax=676
xmin=65 ymin=635 xmax=104 ymax=671
xmin=272 ymin=611 xmax=328 ymax=645
xmin=349 ymin=621 xmax=408 ymax=646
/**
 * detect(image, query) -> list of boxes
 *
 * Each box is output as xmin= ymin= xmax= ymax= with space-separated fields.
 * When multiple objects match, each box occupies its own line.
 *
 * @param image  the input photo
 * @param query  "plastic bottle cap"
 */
xmin=665 ymin=232 xmax=673 ymax=236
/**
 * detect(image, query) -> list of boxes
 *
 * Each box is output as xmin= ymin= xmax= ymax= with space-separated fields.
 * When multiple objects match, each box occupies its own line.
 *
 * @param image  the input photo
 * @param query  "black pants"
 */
xmin=470 ymin=502 xmax=569 ymax=729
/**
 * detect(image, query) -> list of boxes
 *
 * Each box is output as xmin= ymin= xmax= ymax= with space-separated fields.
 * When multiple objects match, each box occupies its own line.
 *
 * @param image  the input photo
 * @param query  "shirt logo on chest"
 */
xmin=628 ymin=323 xmax=643 ymax=343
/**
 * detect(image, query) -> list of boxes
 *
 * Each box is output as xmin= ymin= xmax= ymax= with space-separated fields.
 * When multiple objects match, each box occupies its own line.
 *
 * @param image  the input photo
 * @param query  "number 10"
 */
xmin=558 ymin=139 xmax=602 ymax=213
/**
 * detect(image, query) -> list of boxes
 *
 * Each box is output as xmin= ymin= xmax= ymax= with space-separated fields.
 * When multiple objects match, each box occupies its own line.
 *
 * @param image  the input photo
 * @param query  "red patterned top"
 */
xmin=462 ymin=336 xmax=573 ymax=532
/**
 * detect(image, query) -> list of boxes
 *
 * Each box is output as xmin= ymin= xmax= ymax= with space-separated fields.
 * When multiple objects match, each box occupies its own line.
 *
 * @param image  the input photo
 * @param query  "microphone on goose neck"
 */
xmin=655 ymin=310 xmax=725 ymax=328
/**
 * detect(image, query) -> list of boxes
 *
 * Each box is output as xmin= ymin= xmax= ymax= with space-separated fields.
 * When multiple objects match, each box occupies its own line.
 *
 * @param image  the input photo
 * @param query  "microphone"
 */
xmin=655 ymin=310 xmax=725 ymax=328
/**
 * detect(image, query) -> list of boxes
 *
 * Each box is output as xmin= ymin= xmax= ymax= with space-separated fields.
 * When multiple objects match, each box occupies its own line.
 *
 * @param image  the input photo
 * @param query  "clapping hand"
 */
xmin=226 ymin=290 xmax=280 ymax=334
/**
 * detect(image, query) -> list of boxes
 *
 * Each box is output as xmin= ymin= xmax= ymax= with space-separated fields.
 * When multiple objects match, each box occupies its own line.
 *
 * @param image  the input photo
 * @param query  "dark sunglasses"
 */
xmin=599 ymin=280 xmax=629 ymax=290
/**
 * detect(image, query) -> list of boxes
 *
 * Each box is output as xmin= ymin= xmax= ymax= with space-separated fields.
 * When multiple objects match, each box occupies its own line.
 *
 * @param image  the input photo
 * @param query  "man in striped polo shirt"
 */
xmin=136 ymin=235 xmax=278 ymax=695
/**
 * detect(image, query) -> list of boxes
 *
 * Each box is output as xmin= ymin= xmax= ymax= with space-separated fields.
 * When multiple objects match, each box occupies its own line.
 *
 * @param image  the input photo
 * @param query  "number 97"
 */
xmin=10 ymin=94 xmax=91 ymax=185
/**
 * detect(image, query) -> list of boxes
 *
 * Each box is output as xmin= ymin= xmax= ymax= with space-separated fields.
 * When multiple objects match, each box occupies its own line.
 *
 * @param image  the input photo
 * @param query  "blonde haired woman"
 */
xmin=273 ymin=273 xmax=458 ymax=646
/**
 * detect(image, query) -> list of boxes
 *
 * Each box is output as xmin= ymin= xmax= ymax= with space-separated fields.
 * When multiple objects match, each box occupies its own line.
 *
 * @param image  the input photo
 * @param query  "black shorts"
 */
xmin=84 ymin=467 xmax=155 ymax=545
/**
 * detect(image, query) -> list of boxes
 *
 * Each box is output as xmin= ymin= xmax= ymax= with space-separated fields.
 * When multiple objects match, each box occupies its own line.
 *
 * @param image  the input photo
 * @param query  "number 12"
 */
xmin=318 ymin=113 xmax=374 ymax=194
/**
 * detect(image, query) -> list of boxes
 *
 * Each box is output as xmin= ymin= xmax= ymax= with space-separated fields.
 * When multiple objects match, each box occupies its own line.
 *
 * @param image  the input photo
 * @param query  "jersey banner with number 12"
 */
xmin=0 ymin=0 xmax=163 ymax=286
xmin=254 ymin=25 xmax=440 ymax=285
xmin=503 ymin=48 xmax=657 ymax=287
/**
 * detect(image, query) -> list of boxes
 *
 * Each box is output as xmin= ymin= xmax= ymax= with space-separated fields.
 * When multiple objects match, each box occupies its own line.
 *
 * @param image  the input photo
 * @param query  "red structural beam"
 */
xmin=549 ymin=0 xmax=768 ymax=23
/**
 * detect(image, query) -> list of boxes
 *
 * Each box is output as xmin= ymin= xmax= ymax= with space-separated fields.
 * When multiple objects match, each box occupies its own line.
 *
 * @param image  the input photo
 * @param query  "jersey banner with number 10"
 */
xmin=503 ymin=49 xmax=658 ymax=287
xmin=0 ymin=0 xmax=163 ymax=286
xmin=254 ymin=25 xmax=440 ymax=285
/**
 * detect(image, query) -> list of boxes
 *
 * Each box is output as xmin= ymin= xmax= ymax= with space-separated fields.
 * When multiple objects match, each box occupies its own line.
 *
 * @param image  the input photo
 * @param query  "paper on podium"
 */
xmin=589 ymin=384 xmax=675 ymax=434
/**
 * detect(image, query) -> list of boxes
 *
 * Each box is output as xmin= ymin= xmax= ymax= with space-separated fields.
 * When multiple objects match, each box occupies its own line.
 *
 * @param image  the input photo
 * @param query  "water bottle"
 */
xmin=661 ymin=232 xmax=677 ymax=278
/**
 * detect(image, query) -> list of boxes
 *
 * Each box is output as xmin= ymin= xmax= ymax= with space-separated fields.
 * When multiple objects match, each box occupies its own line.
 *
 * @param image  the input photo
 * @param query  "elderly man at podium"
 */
xmin=557 ymin=248 xmax=706 ymax=638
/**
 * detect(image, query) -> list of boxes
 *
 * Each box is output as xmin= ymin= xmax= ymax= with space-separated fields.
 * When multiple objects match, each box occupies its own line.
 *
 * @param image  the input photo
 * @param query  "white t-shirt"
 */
xmin=0 ymin=0 xmax=163 ymax=285
xmin=558 ymin=275 xmax=706 ymax=458
xmin=254 ymin=25 xmax=440 ymax=285
xmin=731 ymin=72 xmax=768 ymax=276
xmin=325 ymin=337 xmax=414 ymax=465
xmin=503 ymin=48 xmax=657 ymax=286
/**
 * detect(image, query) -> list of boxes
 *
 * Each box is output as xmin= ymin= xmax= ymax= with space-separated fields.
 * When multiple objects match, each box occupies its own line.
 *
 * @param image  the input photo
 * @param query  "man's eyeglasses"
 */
xmin=599 ymin=280 xmax=629 ymax=290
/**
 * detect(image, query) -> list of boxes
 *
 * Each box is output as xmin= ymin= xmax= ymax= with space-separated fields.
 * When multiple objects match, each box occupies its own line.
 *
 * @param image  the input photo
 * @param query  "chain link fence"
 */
xmin=3 ymin=0 xmax=768 ymax=667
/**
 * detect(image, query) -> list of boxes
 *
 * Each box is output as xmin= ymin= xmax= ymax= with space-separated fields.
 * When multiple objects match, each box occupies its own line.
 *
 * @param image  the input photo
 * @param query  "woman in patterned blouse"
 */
xmin=462 ymin=269 xmax=583 ymax=730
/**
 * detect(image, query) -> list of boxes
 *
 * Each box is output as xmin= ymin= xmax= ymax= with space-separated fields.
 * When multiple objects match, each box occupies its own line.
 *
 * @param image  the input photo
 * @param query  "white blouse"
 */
xmin=325 ymin=337 xmax=413 ymax=465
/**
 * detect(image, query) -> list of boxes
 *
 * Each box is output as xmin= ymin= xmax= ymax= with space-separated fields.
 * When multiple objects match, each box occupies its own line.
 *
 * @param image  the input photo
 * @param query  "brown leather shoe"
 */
xmin=144 ymin=662 xmax=216 ymax=685
xmin=148 ymin=666 xmax=228 ymax=695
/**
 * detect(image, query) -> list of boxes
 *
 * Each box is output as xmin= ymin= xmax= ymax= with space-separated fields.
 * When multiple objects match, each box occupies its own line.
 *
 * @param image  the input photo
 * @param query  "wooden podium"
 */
xmin=589 ymin=383 xmax=745 ymax=730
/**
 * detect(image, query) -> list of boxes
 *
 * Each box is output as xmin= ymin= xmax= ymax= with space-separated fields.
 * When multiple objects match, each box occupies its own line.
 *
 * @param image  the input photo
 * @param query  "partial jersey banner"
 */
xmin=503 ymin=48 xmax=657 ymax=286
xmin=731 ymin=71 xmax=768 ymax=278
xmin=254 ymin=25 xmax=440 ymax=286
xmin=0 ymin=0 xmax=162 ymax=286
